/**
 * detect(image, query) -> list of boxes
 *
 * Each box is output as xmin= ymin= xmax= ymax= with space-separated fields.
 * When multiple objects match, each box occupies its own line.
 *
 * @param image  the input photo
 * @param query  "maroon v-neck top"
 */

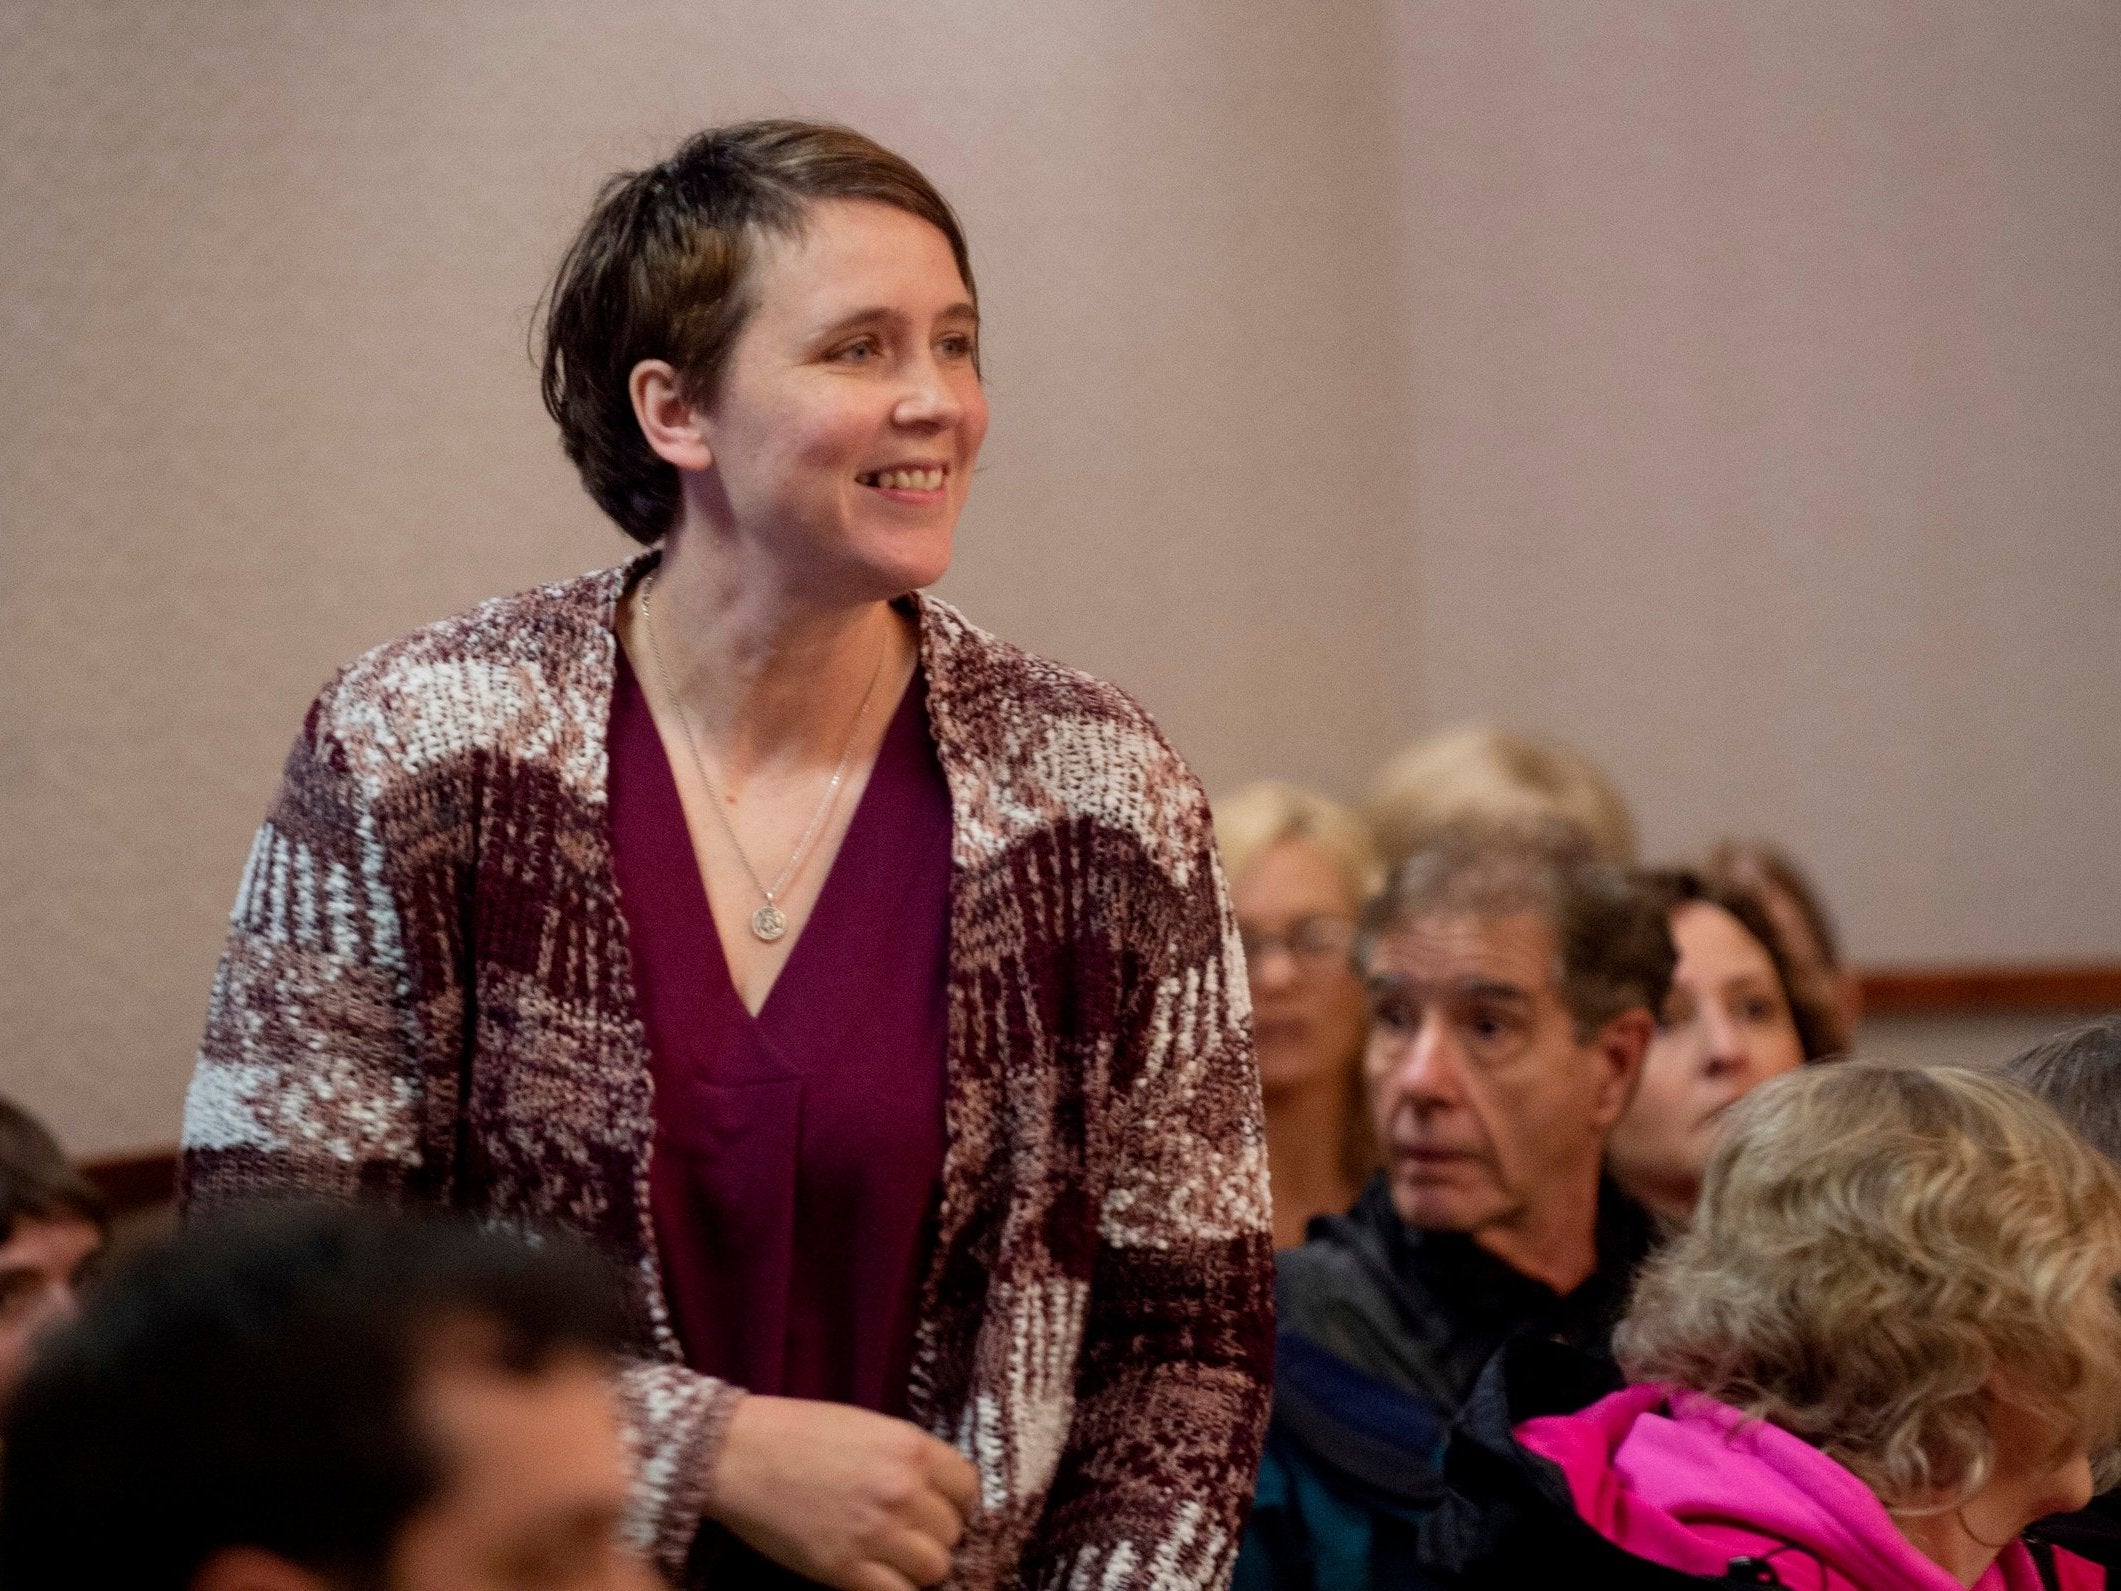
xmin=609 ymin=645 xmax=950 ymax=1418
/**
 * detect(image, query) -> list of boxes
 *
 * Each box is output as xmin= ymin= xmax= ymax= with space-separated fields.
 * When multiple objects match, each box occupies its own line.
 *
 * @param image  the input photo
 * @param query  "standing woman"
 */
xmin=181 ymin=122 xmax=1272 ymax=1591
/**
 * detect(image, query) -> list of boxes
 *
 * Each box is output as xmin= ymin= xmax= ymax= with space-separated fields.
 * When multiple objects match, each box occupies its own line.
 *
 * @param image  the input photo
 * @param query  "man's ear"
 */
xmin=1588 ymin=1007 xmax=1655 ymax=1129
xmin=627 ymin=358 xmax=713 ymax=471
xmin=191 ymin=1546 xmax=336 ymax=1591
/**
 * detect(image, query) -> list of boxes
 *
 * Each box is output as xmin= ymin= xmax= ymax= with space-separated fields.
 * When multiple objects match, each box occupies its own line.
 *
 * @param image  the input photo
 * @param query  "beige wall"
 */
xmin=3 ymin=3 xmax=2115 ymax=1157
xmin=1387 ymin=1 xmax=2121 ymax=965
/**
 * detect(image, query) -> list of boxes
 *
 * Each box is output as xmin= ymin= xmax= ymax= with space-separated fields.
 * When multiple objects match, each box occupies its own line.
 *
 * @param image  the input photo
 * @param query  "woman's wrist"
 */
xmin=696 ymin=1385 xmax=750 ymax=1522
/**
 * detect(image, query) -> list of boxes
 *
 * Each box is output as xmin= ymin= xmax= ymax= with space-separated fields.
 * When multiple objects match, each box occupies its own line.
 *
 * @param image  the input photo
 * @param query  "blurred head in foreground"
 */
xmin=0 ymin=1203 xmax=653 ymax=1591
xmin=1605 ymin=869 xmax=1838 ymax=1225
xmin=0 ymin=1097 xmax=105 ymax=1410
xmin=1215 ymin=781 xmax=1381 ymax=1245
xmin=1621 ymin=1064 xmax=2121 ymax=1554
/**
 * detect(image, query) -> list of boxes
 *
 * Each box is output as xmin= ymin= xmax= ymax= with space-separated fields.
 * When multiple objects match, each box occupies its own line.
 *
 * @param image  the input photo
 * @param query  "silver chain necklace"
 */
xmin=640 ymin=573 xmax=888 ymax=943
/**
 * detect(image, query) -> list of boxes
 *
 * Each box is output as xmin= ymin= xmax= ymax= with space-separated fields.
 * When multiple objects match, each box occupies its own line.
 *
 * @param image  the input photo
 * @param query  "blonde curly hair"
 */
xmin=1618 ymin=1062 xmax=2121 ymax=1510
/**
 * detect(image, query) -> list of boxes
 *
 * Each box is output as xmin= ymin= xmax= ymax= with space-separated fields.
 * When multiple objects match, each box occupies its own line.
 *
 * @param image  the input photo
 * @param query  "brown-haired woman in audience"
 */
xmin=1605 ymin=869 xmax=1838 ymax=1227
xmin=1700 ymin=837 xmax=1862 ymax=1055
xmin=1214 ymin=782 xmax=1380 ymax=1247
xmin=180 ymin=121 xmax=1270 ymax=1591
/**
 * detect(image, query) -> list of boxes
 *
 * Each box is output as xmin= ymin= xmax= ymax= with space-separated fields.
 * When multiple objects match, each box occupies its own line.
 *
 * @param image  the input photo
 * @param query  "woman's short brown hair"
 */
xmin=537 ymin=120 xmax=976 ymax=545
xmin=1619 ymin=1063 xmax=2121 ymax=1509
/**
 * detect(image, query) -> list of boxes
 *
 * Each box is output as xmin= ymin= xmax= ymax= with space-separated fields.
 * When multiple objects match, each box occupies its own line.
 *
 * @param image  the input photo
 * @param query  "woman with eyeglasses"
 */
xmin=1214 ymin=783 xmax=1382 ymax=1248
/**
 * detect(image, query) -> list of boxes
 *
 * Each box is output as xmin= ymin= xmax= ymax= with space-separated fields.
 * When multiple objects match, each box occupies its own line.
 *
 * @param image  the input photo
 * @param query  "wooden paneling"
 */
xmin=1858 ymin=965 xmax=2121 ymax=1017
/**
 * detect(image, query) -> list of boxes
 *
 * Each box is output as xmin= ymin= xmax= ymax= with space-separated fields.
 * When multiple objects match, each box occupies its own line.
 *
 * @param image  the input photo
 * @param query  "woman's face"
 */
xmin=693 ymin=197 xmax=987 ymax=604
xmin=1233 ymin=837 xmax=1369 ymax=1102
xmin=1607 ymin=901 xmax=1807 ymax=1221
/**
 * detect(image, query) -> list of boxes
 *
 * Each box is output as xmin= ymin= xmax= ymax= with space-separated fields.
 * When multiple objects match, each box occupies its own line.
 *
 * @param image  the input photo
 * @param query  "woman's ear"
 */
xmin=628 ymin=359 xmax=713 ymax=471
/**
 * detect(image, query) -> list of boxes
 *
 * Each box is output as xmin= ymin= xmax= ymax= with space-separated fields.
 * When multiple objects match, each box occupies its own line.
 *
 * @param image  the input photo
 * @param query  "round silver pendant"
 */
xmin=750 ymin=903 xmax=789 ymax=943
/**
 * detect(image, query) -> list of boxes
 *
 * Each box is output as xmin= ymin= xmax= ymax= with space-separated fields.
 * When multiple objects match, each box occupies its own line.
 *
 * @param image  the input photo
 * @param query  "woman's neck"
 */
xmin=633 ymin=530 xmax=911 ymax=784
xmin=1891 ymin=1506 xmax=2008 ymax=1588
xmin=1890 ymin=1393 xmax=2089 ymax=1587
xmin=1263 ymin=1079 xmax=1362 ymax=1249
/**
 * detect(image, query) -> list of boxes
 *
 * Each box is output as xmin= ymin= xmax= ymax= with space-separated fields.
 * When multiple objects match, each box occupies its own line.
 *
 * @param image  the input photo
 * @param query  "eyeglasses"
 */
xmin=1239 ymin=915 xmax=1358 ymax=970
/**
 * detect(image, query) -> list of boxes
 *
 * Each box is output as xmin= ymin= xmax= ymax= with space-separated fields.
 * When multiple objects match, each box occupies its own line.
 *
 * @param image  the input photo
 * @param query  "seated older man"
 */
xmin=1236 ymin=832 xmax=1673 ymax=1591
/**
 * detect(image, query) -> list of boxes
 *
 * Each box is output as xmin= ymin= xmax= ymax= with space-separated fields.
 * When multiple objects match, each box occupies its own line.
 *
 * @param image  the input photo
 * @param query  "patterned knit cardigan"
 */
xmin=180 ymin=558 xmax=1274 ymax=1590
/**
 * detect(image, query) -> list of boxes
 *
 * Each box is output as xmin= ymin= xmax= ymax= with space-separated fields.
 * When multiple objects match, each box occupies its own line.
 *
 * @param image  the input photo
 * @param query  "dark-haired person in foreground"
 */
xmin=1235 ymin=834 xmax=1673 ymax=1591
xmin=0 ymin=1096 xmax=105 ymax=1409
xmin=181 ymin=117 xmax=1268 ymax=1591
xmin=2006 ymin=1014 xmax=2121 ymax=1577
xmin=0 ymin=1203 xmax=655 ymax=1591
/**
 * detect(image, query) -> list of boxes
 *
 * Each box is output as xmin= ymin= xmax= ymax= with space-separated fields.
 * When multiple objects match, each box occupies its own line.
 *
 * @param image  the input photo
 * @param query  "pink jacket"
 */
xmin=1516 ymin=1384 xmax=2102 ymax=1591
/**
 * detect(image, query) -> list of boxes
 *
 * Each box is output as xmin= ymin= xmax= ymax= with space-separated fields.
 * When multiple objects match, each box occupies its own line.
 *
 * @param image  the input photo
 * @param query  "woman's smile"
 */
xmin=855 ymin=461 xmax=951 ymax=500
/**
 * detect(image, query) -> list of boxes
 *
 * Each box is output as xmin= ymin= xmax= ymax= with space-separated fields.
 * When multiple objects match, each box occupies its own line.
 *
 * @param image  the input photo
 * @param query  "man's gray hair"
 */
xmin=1359 ymin=822 xmax=1676 ymax=1039
xmin=2003 ymin=1017 xmax=2121 ymax=1170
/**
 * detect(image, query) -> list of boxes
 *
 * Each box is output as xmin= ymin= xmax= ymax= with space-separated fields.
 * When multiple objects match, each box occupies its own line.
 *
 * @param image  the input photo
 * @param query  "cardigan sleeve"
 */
xmin=178 ymin=679 xmax=743 ymax=1583
xmin=1024 ymin=812 xmax=1276 ymax=1590
xmin=180 ymin=681 xmax=458 ymax=1210
xmin=611 ymin=1359 xmax=745 ymax=1577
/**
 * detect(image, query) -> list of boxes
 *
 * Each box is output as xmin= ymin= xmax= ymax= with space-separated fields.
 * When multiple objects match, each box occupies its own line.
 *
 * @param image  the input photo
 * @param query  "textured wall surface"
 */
xmin=1388 ymin=1 xmax=2121 ymax=964
xmin=4 ymin=3 xmax=2116 ymax=1156
xmin=0 ymin=1 xmax=1412 ymax=1152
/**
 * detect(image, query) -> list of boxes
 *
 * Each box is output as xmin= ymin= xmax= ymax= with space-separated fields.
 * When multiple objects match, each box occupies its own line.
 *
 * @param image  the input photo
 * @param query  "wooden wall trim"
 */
xmin=1857 ymin=964 xmax=2121 ymax=1016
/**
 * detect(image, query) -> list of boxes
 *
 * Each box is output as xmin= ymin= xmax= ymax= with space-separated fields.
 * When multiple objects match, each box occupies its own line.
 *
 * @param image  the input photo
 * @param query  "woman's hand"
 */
xmin=703 ymin=1394 xmax=980 ymax=1591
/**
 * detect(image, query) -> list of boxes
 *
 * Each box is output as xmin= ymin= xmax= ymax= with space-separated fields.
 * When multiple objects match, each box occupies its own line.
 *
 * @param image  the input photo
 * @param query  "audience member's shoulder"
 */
xmin=1596 ymin=1179 xmax=1664 ymax=1274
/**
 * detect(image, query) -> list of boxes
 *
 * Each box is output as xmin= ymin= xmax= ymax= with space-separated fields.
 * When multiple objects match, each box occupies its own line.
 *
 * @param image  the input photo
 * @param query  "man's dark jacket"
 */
xmin=1232 ymin=1176 xmax=1655 ymax=1591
